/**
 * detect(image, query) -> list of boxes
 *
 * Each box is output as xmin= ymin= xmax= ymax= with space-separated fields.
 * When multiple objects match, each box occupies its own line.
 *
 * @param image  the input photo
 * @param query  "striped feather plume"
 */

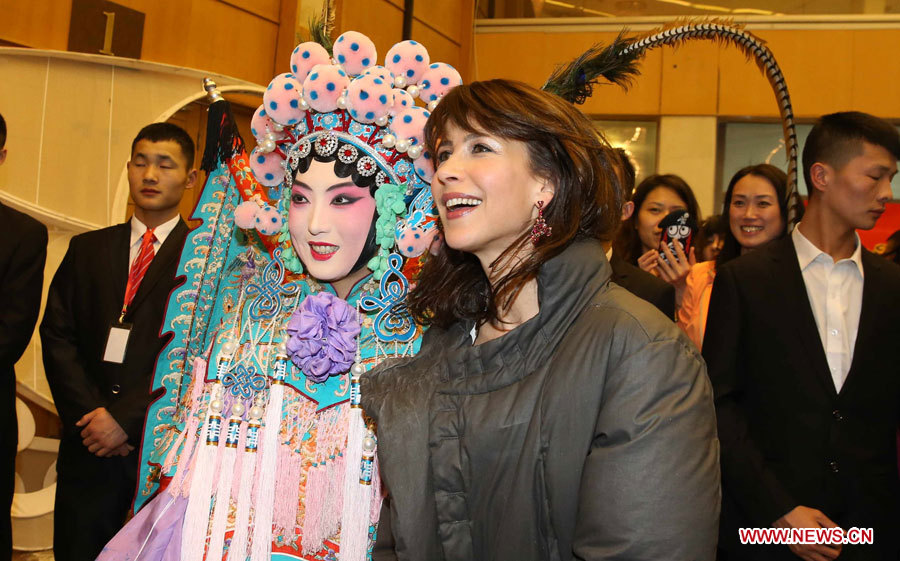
xmin=544 ymin=19 xmax=802 ymax=230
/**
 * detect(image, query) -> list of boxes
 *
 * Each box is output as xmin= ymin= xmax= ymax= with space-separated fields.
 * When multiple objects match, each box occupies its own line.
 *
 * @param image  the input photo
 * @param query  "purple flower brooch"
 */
xmin=285 ymin=292 xmax=361 ymax=383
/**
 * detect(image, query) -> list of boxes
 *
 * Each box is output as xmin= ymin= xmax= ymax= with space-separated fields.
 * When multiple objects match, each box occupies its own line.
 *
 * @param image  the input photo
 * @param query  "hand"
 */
xmin=110 ymin=443 xmax=135 ymax=457
xmin=637 ymin=249 xmax=660 ymax=276
xmin=774 ymin=506 xmax=842 ymax=561
xmin=76 ymin=407 xmax=129 ymax=457
xmin=656 ymin=240 xmax=696 ymax=303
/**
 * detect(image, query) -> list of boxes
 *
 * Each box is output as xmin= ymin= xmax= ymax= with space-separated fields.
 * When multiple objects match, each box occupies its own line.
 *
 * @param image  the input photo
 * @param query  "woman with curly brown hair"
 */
xmin=362 ymin=79 xmax=719 ymax=561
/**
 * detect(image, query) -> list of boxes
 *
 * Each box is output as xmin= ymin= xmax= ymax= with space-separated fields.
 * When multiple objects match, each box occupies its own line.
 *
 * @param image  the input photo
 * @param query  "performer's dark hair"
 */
xmin=411 ymin=79 xmax=622 ymax=329
xmin=803 ymin=111 xmax=900 ymax=197
xmin=0 ymin=112 xmax=6 ymax=149
xmin=291 ymin=143 xmax=379 ymax=274
xmin=717 ymin=163 xmax=798 ymax=266
xmin=614 ymin=173 xmax=701 ymax=265
xmin=131 ymin=122 xmax=196 ymax=169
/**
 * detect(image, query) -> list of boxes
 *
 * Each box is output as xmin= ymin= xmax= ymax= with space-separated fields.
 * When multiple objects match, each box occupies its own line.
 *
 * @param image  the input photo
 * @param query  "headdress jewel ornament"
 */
xmin=237 ymin=31 xmax=462 ymax=277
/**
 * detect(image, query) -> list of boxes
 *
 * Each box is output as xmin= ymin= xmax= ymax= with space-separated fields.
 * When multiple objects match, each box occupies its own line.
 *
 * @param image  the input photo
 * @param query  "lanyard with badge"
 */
xmin=104 ymin=228 xmax=155 ymax=363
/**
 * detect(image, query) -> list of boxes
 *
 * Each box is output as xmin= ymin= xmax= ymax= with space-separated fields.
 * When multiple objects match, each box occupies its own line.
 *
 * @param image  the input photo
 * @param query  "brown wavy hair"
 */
xmin=408 ymin=79 xmax=622 ymax=329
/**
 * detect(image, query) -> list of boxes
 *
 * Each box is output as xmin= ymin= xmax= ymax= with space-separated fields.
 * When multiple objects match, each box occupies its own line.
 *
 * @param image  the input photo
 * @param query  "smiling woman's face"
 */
xmin=288 ymin=159 xmax=376 ymax=285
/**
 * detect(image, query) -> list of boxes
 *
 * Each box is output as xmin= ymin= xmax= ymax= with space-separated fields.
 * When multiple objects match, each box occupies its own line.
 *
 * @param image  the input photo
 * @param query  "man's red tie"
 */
xmin=123 ymin=228 xmax=157 ymax=313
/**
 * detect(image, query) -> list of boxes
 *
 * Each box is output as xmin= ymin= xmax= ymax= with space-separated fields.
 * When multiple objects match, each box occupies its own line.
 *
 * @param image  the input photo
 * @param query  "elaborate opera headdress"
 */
xmin=236 ymin=31 xmax=462 ymax=279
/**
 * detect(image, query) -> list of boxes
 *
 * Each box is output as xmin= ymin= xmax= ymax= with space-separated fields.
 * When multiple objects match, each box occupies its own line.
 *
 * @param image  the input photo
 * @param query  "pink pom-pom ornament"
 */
xmin=249 ymin=148 xmax=286 ymax=187
xmin=390 ymin=89 xmax=415 ymax=116
xmin=385 ymin=40 xmax=430 ymax=86
xmin=234 ymin=201 xmax=259 ymax=230
xmin=290 ymin=42 xmax=331 ymax=82
xmin=419 ymin=63 xmax=463 ymax=103
xmin=346 ymin=73 xmax=393 ymax=124
xmin=263 ymin=73 xmax=305 ymax=126
xmin=414 ymin=150 xmax=435 ymax=183
xmin=302 ymin=64 xmax=350 ymax=113
xmin=250 ymin=105 xmax=284 ymax=141
xmin=390 ymin=106 xmax=431 ymax=148
xmin=255 ymin=205 xmax=283 ymax=236
xmin=333 ymin=31 xmax=377 ymax=76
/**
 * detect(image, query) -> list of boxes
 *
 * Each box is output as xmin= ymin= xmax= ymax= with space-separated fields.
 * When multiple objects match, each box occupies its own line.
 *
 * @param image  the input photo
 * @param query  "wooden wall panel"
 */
xmin=186 ymin=0 xmax=280 ymax=85
xmin=660 ymin=41 xmax=718 ymax=115
xmin=411 ymin=21 xmax=462 ymax=70
xmin=413 ymin=1 xmax=465 ymax=44
xmin=475 ymin=31 xmax=662 ymax=116
xmin=0 ymin=0 xmax=71 ymax=50
xmin=338 ymin=0 xmax=405 ymax=61
xmin=719 ymin=29 xmax=854 ymax=118
xmin=474 ymin=27 xmax=900 ymax=119
xmin=850 ymin=29 xmax=900 ymax=117
xmin=220 ymin=0 xmax=281 ymax=23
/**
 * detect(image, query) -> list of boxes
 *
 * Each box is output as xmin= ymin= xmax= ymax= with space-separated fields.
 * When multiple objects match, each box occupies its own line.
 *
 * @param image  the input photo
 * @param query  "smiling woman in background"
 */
xmin=678 ymin=163 xmax=798 ymax=348
xmin=361 ymin=79 xmax=720 ymax=561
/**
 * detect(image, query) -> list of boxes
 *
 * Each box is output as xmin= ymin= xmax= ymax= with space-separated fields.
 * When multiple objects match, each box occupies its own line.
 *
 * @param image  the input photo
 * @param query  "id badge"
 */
xmin=103 ymin=321 xmax=132 ymax=364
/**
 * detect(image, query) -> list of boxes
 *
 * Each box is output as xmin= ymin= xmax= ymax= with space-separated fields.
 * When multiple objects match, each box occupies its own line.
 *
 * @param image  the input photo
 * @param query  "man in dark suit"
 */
xmin=0 ymin=112 xmax=48 ymax=561
xmin=704 ymin=112 xmax=900 ymax=561
xmin=41 ymin=123 xmax=196 ymax=560
xmin=606 ymin=147 xmax=676 ymax=319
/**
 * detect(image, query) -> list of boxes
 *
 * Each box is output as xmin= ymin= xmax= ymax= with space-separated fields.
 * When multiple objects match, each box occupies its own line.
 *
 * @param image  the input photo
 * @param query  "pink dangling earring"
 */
xmin=530 ymin=200 xmax=551 ymax=245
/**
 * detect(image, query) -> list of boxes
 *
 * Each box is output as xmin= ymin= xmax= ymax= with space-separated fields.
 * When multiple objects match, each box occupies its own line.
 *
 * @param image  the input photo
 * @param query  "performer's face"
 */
xmin=432 ymin=122 xmax=551 ymax=265
xmin=636 ymin=187 xmax=688 ymax=253
xmin=729 ymin=174 xmax=783 ymax=251
xmin=127 ymin=139 xmax=196 ymax=215
xmin=289 ymin=159 xmax=376 ymax=290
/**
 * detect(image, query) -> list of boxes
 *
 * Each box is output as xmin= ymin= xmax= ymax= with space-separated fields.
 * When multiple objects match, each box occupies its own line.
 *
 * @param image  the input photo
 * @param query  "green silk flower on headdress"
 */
xmin=369 ymin=183 xmax=408 ymax=279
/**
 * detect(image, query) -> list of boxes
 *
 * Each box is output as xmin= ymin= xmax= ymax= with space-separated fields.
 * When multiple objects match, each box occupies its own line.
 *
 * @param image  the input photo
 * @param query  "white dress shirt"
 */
xmin=129 ymin=214 xmax=180 ymax=271
xmin=792 ymin=225 xmax=864 ymax=393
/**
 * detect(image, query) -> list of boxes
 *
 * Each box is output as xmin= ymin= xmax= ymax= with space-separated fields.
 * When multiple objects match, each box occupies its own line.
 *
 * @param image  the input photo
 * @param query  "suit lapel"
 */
xmin=771 ymin=237 xmax=837 ymax=398
xmin=125 ymin=219 xmax=189 ymax=317
xmin=840 ymin=250 xmax=881 ymax=396
xmin=110 ymin=223 xmax=131 ymax=312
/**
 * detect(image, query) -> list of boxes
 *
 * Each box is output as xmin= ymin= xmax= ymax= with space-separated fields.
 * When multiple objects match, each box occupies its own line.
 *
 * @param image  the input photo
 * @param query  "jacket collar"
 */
xmin=438 ymin=238 xmax=611 ymax=392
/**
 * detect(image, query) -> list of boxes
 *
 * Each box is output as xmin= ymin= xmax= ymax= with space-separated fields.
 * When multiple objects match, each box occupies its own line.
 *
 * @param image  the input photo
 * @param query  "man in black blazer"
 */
xmin=0 ymin=112 xmax=48 ymax=561
xmin=41 ymin=123 xmax=196 ymax=560
xmin=606 ymin=147 xmax=676 ymax=319
xmin=704 ymin=112 xmax=900 ymax=561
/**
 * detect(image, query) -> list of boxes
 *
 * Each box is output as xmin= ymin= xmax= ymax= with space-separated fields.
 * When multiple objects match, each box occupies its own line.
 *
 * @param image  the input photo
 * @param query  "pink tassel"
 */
xmin=369 ymin=458 xmax=383 ymax=525
xmin=250 ymin=381 xmax=284 ymax=560
xmin=168 ymin=359 xmax=209 ymax=496
xmin=339 ymin=407 xmax=373 ymax=561
xmin=300 ymin=462 xmax=324 ymax=552
xmin=206 ymin=414 xmax=241 ymax=561
xmin=230 ymin=421 xmax=248 ymax=499
xmin=227 ymin=418 xmax=260 ymax=560
xmin=162 ymin=358 xmax=207 ymax=474
xmin=272 ymin=441 xmax=294 ymax=534
xmin=180 ymin=404 xmax=223 ymax=558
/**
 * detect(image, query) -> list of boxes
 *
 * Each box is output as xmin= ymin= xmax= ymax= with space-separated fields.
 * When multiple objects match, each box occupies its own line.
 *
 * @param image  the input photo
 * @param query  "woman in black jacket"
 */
xmin=362 ymin=79 xmax=720 ymax=561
